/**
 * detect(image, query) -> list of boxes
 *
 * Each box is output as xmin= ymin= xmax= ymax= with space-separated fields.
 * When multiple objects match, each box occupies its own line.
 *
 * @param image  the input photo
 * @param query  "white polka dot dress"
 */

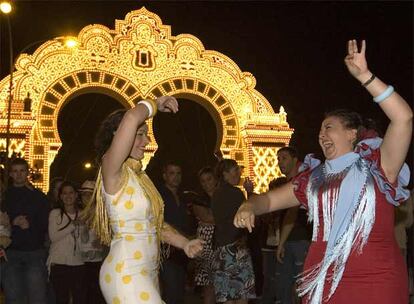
xmin=99 ymin=167 xmax=163 ymax=303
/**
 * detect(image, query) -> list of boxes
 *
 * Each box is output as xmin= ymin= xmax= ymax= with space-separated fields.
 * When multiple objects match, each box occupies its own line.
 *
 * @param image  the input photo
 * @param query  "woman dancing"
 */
xmin=234 ymin=40 xmax=412 ymax=303
xmin=84 ymin=96 xmax=203 ymax=304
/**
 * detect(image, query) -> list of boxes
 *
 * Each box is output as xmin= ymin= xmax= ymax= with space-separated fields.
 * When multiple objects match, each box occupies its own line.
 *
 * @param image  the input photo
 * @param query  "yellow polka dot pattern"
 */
xmin=135 ymin=223 xmax=143 ymax=231
xmin=100 ymin=167 xmax=163 ymax=303
xmin=124 ymin=200 xmax=134 ymax=210
xmin=106 ymin=255 xmax=113 ymax=263
xmin=125 ymin=235 xmax=134 ymax=242
xmin=105 ymin=273 xmax=111 ymax=283
xmin=140 ymin=292 xmax=150 ymax=301
xmin=134 ymin=250 xmax=143 ymax=260
xmin=112 ymin=297 xmax=120 ymax=304
xmin=125 ymin=186 xmax=135 ymax=195
xmin=115 ymin=262 xmax=124 ymax=273
xmin=122 ymin=275 xmax=132 ymax=284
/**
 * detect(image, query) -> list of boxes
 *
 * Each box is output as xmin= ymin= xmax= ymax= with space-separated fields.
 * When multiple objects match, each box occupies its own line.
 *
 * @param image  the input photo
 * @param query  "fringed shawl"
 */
xmin=296 ymin=138 xmax=410 ymax=304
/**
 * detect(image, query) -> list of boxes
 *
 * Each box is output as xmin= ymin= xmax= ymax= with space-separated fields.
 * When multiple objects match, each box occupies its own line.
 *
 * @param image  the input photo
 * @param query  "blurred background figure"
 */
xmin=192 ymin=167 xmax=217 ymax=304
xmin=79 ymin=180 xmax=107 ymax=304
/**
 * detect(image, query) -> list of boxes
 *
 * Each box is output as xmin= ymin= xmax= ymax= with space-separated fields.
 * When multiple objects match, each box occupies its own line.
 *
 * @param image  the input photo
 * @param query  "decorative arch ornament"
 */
xmin=0 ymin=7 xmax=293 ymax=193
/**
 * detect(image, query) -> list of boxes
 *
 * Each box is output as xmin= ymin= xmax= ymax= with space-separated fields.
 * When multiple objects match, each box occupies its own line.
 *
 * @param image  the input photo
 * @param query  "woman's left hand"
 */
xmin=156 ymin=96 xmax=179 ymax=113
xmin=344 ymin=39 xmax=370 ymax=81
xmin=183 ymin=238 xmax=204 ymax=258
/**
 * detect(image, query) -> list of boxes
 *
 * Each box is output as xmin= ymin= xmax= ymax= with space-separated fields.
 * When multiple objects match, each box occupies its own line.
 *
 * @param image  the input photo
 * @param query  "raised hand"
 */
xmin=155 ymin=96 xmax=179 ymax=113
xmin=344 ymin=39 xmax=370 ymax=82
xmin=233 ymin=202 xmax=255 ymax=233
xmin=243 ymin=177 xmax=255 ymax=196
xmin=184 ymin=238 xmax=204 ymax=258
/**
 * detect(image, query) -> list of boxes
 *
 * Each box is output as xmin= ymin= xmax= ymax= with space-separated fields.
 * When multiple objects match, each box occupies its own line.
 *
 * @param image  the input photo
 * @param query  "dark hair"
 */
xmin=56 ymin=180 xmax=80 ymax=228
xmin=10 ymin=158 xmax=29 ymax=170
xmin=95 ymin=109 xmax=127 ymax=163
xmin=162 ymin=161 xmax=181 ymax=173
xmin=47 ymin=176 xmax=64 ymax=208
xmin=198 ymin=166 xmax=215 ymax=179
xmin=268 ymin=176 xmax=288 ymax=190
xmin=277 ymin=146 xmax=298 ymax=159
xmin=325 ymin=109 xmax=365 ymax=146
xmin=215 ymin=159 xmax=238 ymax=181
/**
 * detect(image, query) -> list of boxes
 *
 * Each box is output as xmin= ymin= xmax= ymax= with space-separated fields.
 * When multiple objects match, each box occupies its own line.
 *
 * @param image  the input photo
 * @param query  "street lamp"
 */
xmin=1 ymin=1 xmax=13 ymax=187
xmin=0 ymin=0 xmax=76 ymax=186
xmin=0 ymin=2 xmax=11 ymax=14
xmin=64 ymin=161 xmax=93 ymax=180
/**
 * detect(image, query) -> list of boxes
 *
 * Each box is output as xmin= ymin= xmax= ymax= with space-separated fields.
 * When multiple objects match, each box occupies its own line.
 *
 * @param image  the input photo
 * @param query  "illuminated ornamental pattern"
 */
xmin=0 ymin=7 xmax=293 ymax=192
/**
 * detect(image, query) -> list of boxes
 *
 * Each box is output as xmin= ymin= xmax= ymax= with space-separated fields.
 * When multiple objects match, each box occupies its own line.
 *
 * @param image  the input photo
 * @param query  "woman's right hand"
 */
xmin=155 ymin=96 xmax=179 ymax=113
xmin=233 ymin=202 xmax=255 ymax=232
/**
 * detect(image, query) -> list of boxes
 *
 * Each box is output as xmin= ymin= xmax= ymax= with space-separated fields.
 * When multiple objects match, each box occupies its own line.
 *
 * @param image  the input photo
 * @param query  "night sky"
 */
xmin=0 ymin=1 xmax=412 ymax=190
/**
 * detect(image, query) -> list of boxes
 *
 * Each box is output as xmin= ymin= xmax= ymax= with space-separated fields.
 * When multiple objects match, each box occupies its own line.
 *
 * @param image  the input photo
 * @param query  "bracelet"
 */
xmin=362 ymin=74 xmax=375 ymax=87
xmin=137 ymin=99 xmax=157 ymax=118
xmin=373 ymin=85 xmax=394 ymax=103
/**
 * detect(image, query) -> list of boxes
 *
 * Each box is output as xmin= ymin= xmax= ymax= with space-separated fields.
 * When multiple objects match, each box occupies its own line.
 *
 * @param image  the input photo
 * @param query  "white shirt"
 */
xmin=47 ymin=208 xmax=83 ymax=267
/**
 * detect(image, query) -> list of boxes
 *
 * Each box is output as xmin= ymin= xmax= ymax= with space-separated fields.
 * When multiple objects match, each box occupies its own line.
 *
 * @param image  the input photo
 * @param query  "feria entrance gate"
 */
xmin=0 ymin=7 xmax=293 ymax=193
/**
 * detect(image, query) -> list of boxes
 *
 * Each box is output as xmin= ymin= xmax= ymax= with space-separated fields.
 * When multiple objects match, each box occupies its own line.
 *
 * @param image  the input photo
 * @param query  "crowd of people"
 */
xmin=0 ymin=39 xmax=412 ymax=304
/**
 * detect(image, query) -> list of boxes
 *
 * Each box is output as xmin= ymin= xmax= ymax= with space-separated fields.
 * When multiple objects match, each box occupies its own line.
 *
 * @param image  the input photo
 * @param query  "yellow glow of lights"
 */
xmin=64 ymin=38 xmax=78 ymax=48
xmin=84 ymin=162 xmax=92 ymax=169
xmin=0 ymin=7 xmax=294 ymax=192
xmin=0 ymin=2 xmax=12 ymax=14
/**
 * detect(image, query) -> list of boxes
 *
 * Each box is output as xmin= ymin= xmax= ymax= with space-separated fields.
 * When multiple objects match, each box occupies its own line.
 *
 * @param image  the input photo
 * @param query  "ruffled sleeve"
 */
xmin=292 ymin=154 xmax=321 ymax=209
xmin=355 ymin=137 xmax=410 ymax=206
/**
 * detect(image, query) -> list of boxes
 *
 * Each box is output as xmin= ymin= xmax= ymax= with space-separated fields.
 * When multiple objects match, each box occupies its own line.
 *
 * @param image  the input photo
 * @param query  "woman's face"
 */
xmin=199 ymin=172 xmax=217 ymax=194
xmin=60 ymin=185 xmax=78 ymax=210
xmin=223 ymin=166 xmax=241 ymax=186
xmin=130 ymin=123 xmax=150 ymax=160
xmin=319 ymin=116 xmax=357 ymax=160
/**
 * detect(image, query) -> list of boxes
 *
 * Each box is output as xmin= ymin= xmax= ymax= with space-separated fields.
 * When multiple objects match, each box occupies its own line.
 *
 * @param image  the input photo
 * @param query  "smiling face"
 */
xmin=60 ymin=185 xmax=78 ymax=211
xmin=319 ymin=116 xmax=357 ymax=160
xmin=129 ymin=123 xmax=150 ymax=160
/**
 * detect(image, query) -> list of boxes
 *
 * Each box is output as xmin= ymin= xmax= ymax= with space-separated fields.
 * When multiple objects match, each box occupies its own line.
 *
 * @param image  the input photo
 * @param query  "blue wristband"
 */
xmin=373 ymin=85 xmax=394 ymax=103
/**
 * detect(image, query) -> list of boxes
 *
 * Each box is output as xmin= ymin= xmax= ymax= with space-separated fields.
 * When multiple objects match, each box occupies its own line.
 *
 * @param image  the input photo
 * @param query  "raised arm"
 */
xmin=102 ymin=96 xmax=178 ymax=194
xmin=234 ymin=182 xmax=299 ymax=232
xmin=345 ymin=40 xmax=413 ymax=183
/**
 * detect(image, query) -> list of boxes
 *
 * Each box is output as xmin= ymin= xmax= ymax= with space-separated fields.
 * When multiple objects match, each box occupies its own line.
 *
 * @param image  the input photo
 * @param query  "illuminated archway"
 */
xmin=0 ymin=7 xmax=293 ymax=192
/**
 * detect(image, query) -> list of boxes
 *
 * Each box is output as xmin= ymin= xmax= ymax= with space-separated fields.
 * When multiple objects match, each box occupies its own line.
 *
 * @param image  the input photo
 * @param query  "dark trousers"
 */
xmin=83 ymin=262 xmax=105 ymax=304
xmin=50 ymin=264 xmax=85 ymax=304
xmin=261 ymin=249 xmax=278 ymax=304
xmin=275 ymin=240 xmax=309 ymax=304
xmin=2 ymin=249 xmax=48 ymax=304
xmin=160 ymin=259 xmax=186 ymax=304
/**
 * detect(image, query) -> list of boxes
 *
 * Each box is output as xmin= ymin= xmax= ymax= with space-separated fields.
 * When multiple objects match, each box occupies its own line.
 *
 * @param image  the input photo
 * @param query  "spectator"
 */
xmin=2 ymin=157 xmax=49 ymax=304
xmin=48 ymin=181 xmax=85 ymax=304
xmin=79 ymin=180 xmax=106 ymax=304
xmin=192 ymin=167 xmax=217 ymax=304
xmin=158 ymin=162 xmax=193 ymax=304
xmin=211 ymin=159 xmax=255 ymax=304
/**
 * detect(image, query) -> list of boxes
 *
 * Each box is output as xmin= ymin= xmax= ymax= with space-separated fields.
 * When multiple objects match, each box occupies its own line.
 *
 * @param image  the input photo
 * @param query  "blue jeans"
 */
xmin=2 ymin=249 xmax=48 ymax=304
xmin=275 ymin=240 xmax=309 ymax=304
